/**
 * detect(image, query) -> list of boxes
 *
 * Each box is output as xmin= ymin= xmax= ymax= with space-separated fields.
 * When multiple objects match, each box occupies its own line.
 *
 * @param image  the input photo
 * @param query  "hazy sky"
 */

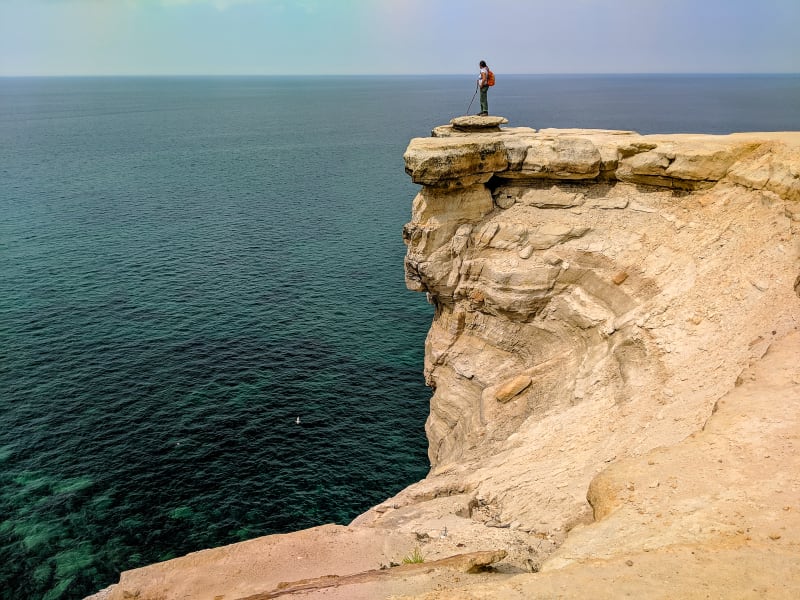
xmin=1 ymin=0 xmax=798 ymax=76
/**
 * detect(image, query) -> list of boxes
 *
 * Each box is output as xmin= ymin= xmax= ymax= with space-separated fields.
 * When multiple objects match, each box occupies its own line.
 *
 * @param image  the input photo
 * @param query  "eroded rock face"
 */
xmin=412 ymin=330 xmax=800 ymax=599
xmin=377 ymin=127 xmax=800 ymax=542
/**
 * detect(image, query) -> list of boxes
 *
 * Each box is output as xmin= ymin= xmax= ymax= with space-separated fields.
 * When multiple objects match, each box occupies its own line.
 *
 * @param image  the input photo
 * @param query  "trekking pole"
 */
xmin=465 ymin=83 xmax=479 ymax=115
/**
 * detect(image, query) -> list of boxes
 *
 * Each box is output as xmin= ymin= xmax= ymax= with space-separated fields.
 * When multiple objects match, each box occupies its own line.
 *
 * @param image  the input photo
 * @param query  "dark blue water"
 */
xmin=1 ymin=74 xmax=799 ymax=600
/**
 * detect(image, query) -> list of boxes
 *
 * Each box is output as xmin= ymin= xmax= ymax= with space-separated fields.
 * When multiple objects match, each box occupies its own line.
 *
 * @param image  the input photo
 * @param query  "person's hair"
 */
xmin=479 ymin=60 xmax=487 ymax=68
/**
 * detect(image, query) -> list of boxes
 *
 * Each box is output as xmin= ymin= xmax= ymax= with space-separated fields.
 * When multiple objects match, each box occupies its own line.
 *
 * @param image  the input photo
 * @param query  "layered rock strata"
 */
xmin=412 ymin=329 xmax=800 ymax=599
xmin=93 ymin=127 xmax=800 ymax=599
xmin=357 ymin=126 xmax=800 ymax=541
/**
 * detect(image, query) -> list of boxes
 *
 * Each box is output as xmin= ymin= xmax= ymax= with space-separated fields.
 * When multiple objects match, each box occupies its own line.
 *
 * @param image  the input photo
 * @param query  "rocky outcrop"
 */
xmin=91 ymin=127 xmax=800 ymax=599
xmin=410 ymin=329 xmax=800 ymax=599
xmin=448 ymin=116 xmax=509 ymax=133
xmin=356 ymin=126 xmax=800 ymax=593
xmin=381 ymin=127 xmax=799 ymax=540
xmin=99 ymin=523 xmax=512 ymax=599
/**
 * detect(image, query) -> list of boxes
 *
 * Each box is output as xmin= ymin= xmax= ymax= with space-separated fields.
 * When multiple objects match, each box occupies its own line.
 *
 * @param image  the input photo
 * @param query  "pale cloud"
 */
xmin=157 ymin=0 xmax=318 ymax=12
xmin=23 ymin=0 xmax=315 ymax=12
xmin=159 ymin=0 xmax=265 ymax=10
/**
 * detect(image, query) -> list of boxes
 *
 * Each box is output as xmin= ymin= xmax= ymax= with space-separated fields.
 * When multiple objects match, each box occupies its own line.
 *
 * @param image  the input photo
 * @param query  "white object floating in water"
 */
xmin=296 ymin=416 xmax=301 ymax=425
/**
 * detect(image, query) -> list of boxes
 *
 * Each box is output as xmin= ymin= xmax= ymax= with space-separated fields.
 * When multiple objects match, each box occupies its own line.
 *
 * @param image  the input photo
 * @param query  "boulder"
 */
xmin=450 ymin=115 xmax=509 ymax=132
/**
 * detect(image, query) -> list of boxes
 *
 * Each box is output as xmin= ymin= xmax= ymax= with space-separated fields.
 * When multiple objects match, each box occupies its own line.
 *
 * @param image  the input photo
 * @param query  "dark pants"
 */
xmin=479 ymin=86 xmax=488 ymax=114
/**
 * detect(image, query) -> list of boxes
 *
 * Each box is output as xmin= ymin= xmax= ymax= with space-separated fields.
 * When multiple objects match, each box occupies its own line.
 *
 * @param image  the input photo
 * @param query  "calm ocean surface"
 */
xmin=2 ymin=74 xmax=799 ymax=600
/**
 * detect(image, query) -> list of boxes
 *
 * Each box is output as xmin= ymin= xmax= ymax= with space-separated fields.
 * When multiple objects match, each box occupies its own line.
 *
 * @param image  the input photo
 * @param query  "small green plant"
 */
xmin=402 ymin=547 xmax=425 ymax=564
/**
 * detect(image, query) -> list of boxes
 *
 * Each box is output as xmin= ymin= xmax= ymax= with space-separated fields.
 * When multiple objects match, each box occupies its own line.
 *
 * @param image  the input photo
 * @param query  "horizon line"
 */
xmin=2 ymin=71 xmax=799 ymax=79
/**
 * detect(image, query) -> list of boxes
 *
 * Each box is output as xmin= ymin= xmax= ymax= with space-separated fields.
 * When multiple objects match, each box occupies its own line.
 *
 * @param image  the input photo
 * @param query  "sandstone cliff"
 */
xmin=92 ymin=124 xmax=800 ymax=600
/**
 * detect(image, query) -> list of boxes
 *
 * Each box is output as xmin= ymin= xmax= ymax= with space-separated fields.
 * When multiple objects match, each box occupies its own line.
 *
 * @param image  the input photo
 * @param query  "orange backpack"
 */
xmin=487 ymin=69 xmax=495 ymax=86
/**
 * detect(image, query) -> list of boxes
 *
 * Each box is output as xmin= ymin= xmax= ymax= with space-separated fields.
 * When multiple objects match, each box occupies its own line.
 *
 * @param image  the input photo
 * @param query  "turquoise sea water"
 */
xmin=2 ymin=75 xmax=799 ymax=600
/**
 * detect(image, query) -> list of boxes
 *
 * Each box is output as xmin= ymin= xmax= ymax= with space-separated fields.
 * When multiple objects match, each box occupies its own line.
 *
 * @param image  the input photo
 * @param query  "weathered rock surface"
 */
xmin=90 ymin=128 xmax=800 ymax=599
xmin=394 ymin=129 xmax=799 ymax=528
xmin=369 ymin=127 xmax=800 ymax=594
xmin=104 ymin=525 xmax=414 ymax=600
xmin=405 ymin=330 xmax=800 ymax=599
xmin=447 ymin=116 xmax=510 ymax=133
xmin=101 ymin=523 xmax=511 ymax=599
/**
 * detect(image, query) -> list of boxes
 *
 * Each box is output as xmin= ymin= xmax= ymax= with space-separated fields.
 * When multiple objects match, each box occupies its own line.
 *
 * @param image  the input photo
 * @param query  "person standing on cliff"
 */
xmin=477 ymin=60 xmax=490 ymax=116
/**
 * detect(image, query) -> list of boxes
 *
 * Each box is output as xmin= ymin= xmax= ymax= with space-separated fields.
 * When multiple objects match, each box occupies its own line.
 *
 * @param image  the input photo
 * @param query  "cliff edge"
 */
xmin=92 ymin=126 xmax=800 ymax=599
